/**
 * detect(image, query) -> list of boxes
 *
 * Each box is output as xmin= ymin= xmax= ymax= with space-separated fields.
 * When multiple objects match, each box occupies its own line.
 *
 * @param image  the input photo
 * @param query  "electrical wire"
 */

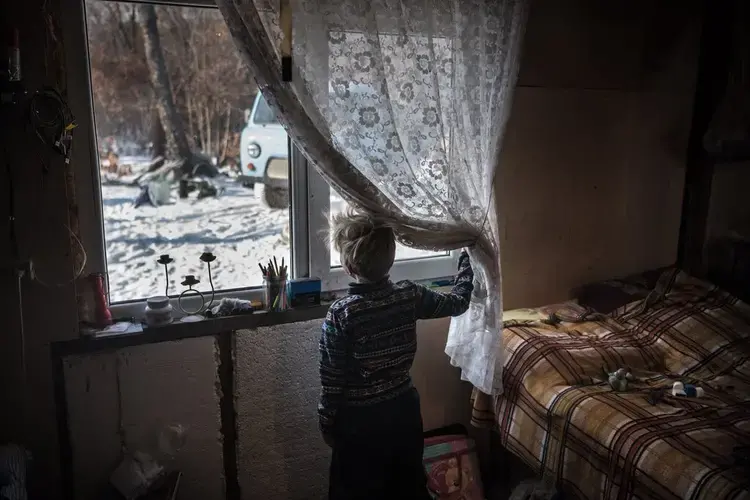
xmin=4 ymin=81 xmax=78 ymax=433
xmin=1 ymin=88 xmax=84 ymax=290
xmin=5 ymin=144 xmax=19 ymax=262
xmin=16 ymin=270 xmax=27 ymax=386
xmin=33 ymin=224 xmax=88 ymax=288
xmin=27 ymin=87 xmax=76 ymax=162
xmin=4 ymin=90 xmax=85 ymax=288
xmin=15 ymin=267 xmax=29 ymax=443
xmin=4 ymin=133 xmax=28 ymax=430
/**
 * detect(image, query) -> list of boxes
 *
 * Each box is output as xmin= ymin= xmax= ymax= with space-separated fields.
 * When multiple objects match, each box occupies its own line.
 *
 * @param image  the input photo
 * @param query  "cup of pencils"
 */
xmin=259 ymin=257 xmax=288 ymax=312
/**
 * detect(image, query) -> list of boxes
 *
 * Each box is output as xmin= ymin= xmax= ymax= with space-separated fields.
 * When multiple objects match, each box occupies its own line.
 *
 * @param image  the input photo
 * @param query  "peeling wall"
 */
xmin=65 ymin=338 xmax=223 ymax=499
xmin=65 ymin=319 xmax=468 ymax=500
xmin=235 ymin=322 xmax=328 ymax=500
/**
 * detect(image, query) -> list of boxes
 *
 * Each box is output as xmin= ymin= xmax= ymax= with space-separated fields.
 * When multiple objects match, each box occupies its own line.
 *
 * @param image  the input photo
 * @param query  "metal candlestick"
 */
xmin=178 ymin=275 xmax=205 ymax=316
xmin=174 ymin=252 xmax=218 ymax=316
xmin=157 ymin=254 xmax=174 ymax=297
xmin=200 ymin=252 xmax=217 ymax=311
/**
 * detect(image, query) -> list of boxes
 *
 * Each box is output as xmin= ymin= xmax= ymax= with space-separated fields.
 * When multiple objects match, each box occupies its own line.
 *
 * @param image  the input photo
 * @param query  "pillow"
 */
xmin=574 ymin=268 xmax=668 ymax=314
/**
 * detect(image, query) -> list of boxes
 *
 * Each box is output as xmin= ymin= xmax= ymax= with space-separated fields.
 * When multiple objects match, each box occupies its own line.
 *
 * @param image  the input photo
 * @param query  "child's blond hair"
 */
xmin=329 ymin=208 xmax=396 ymax=282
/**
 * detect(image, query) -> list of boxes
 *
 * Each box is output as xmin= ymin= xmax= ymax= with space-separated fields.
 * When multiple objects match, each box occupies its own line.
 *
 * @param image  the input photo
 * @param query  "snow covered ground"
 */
xmin=102 ymin=157 xmax=439 ymax=303
xmin=103 ymin=179 xmax=290 ymax=303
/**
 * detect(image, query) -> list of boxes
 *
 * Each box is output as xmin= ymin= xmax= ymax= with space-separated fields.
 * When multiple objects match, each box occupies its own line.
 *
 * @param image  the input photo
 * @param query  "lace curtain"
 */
xmin=217 ymin=0 xmax=528 ymax=394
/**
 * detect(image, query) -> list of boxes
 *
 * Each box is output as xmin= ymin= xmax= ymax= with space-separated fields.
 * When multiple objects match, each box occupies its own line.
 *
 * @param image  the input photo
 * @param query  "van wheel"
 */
xmin=254 ymin=184 xmax=289 ymax=210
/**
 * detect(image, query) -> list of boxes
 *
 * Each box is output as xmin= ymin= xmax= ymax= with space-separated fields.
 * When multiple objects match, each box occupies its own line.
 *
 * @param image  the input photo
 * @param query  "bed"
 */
xmin=471 ymin=269 xmax=750 ymax=500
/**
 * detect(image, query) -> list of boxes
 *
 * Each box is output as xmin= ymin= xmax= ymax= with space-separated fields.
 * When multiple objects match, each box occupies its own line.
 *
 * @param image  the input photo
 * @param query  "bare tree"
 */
xmin=86 ymin=0 xmax=256 ymax=168
xmin=87 ymin=2 xmax=152 ymax=151
xmin=136 ymin=4 xmax=192 ymax=166
xmin=150 ymin=108 xmax=166 ymax=159
xmin=162 ymin=8 xmax=256 ymax=159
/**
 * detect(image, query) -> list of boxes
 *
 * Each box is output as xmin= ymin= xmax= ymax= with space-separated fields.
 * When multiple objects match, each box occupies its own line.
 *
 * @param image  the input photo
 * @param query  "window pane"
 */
xmin=329 ymin=189 xmax=449 ymax=267
xmin=86 ymin=2 xmax=290 ymax=302
xmin=251 ymin=94 xmax=280 ymax=125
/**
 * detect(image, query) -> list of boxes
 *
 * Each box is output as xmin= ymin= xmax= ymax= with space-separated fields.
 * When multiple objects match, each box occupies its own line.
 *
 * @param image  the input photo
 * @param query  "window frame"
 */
xmin=307 ymin=163 xmax=458 ymax=290
xmin=66 ymin=0 xmax=456 ymax=321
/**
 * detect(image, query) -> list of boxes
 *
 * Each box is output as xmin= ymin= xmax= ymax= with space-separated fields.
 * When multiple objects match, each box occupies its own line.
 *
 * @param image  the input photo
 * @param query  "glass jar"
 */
xmin=263 ymin=277 xmax=288 ymax=312
xmin=144 ymin=296 xmax=173 ymax=327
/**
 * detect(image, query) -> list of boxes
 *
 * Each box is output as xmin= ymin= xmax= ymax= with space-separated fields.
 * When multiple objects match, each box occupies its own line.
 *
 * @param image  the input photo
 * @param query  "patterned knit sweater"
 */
xmin=318 ymin=251 xmax=474 ymax=436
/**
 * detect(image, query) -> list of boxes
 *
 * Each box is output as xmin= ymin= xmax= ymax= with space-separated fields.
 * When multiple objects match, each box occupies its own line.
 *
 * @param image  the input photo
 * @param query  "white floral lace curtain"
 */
xmin=217 ymin=0 xmax=528 ymax=394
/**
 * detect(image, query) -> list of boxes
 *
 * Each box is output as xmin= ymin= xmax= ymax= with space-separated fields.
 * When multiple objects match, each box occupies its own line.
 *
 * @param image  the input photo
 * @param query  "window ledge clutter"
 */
xmin=81 ymin=249 xmax=324 ymax=339
xmin=75 ymin=302 xmax=332 ymax=347
xmin=144 ymin=296 xmax=173 ymax=327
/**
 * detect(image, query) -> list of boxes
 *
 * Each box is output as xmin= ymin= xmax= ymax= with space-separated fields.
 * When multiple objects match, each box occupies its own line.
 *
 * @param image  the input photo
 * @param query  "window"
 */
xmin=85 ymin=1 xmax=291 ymax=303
xmin=76 ymin=0 xmax=455 ymax=314
xmin=328 ymin=189 xmax=450 ymax=267
xmin=308 ymin=174 xmax=456 ymax=291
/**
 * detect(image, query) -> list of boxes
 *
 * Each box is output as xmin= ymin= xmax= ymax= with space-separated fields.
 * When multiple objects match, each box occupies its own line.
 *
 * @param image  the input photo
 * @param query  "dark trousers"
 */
xmin=328 ymin=388 xmax=432 ymax=500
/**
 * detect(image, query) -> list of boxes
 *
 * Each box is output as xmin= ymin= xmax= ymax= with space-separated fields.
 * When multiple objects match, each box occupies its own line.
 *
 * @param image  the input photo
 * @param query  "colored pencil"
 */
xmin=259 ymin=257 xmax=289 ymax=280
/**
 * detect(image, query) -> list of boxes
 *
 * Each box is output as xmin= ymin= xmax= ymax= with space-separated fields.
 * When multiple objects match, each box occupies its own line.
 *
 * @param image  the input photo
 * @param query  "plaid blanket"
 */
xmin=471 ymin=270 xmax=750 ymax=500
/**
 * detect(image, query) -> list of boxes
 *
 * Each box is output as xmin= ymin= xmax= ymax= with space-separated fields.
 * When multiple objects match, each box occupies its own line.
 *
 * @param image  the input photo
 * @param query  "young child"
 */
xmin=319 ymin=209 xmax=474 ymax=500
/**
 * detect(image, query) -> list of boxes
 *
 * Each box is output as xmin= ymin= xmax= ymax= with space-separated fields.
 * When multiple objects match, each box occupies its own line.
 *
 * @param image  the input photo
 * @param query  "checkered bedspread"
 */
xmin=471 ymin=270 xmax=750 ymax=500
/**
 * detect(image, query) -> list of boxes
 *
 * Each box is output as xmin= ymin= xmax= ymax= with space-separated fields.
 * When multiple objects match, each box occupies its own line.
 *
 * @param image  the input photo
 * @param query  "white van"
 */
xmin=240 ymin=84 xmax=381 ymax=209
xmin=239 ymin=93 xmax=289 ymax=209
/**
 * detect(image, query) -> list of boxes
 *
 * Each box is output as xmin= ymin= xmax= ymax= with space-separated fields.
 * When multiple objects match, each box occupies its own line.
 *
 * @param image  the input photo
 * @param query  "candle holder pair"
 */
xmin=157 ymin=252 xmax=217 ymax=316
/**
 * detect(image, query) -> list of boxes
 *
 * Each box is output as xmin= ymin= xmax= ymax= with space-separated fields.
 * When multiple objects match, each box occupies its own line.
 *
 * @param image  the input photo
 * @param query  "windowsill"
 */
xmin=55 ymin=279 xmax=455 ymax=359
xmin=52 ymin=304 xmax=331 ymax=358
xmin=107 ymin=273 xmax=454 ymax=321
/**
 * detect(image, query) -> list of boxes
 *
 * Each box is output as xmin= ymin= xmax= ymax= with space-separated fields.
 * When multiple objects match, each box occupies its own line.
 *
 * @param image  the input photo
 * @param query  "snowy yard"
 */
xmin=102 ymin=157 xmax=439 ymax=303
xmin=103 ymin=178 xmax=290 ymax=303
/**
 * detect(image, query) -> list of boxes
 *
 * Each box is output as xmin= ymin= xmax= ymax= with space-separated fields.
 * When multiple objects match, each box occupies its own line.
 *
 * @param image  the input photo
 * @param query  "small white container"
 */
xmin=144 ymin=296 xmax=173 ymax=327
